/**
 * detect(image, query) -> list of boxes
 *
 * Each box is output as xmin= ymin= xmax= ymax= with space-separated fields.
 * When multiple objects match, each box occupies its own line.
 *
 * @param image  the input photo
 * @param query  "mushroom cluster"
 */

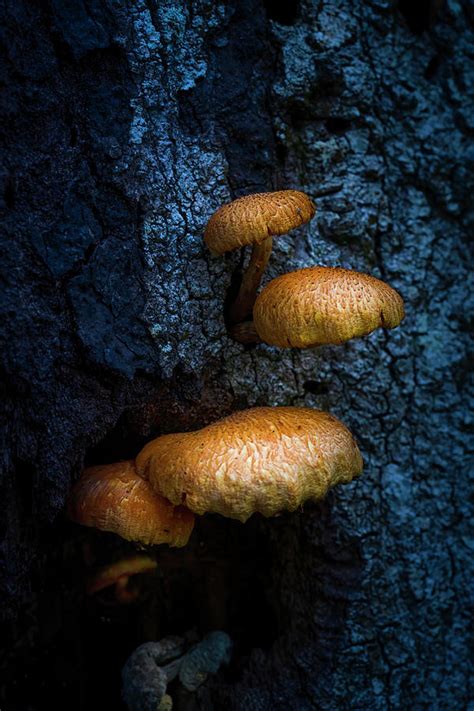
xmin=204 ymin=189 xmax=404 ymax=346
xmin=66 ymin=187 xmax=406 ymax=701
xmin=68 ymin=189 xmax=404 ymax=547
xmin=205 ymin=190 xmax=316 ymax=323
xmin=68 ymin=406 xmax=363 ymax=538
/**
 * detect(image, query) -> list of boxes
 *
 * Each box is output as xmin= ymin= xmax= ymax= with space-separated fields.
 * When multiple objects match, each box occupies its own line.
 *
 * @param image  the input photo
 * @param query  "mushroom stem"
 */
xmin=229 ymin=320 xmax=261 ymax=345
xmin=228 ymin=236 xmax=272 ymax=324
xmin=114 ymin=576 xmax=141 ymax=604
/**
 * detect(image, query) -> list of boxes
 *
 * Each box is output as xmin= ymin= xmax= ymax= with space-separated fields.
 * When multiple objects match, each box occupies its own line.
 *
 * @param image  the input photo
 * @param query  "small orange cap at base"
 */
xmin=86 ymin=554 xmax=158 ymax=601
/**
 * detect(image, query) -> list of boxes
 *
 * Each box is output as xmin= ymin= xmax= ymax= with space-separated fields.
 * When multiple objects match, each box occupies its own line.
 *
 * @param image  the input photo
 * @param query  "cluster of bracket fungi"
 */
xmin=67 ymin=189 xmax=405 ymax=708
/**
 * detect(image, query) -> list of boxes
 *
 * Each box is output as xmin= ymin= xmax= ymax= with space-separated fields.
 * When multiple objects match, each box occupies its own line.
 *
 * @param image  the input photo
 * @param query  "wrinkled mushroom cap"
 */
xmin=253 ymin=266 xmax=405 ymax=348
xmin=204 ymin=190 xmax=315 ymax=255
xmin=135 ymin=407 xmax=362 ymax=523
xmin=68 ymin=460 xmax=194 ymax=547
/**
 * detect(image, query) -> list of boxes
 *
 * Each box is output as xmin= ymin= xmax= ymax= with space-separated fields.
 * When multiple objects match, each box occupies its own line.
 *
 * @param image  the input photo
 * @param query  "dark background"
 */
xmin=0 ymin=0 xmax=472 ymax=709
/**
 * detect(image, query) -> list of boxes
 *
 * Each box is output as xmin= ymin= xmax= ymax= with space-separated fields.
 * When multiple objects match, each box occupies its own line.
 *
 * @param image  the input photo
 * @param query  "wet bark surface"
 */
xmin=0 ymin=1 xmax=472 ymax=709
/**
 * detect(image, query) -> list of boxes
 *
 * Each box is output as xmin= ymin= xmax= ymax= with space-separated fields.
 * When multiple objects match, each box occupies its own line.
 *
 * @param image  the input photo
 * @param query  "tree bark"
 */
xmin=0 ymin=1 xmax=472 ymax=709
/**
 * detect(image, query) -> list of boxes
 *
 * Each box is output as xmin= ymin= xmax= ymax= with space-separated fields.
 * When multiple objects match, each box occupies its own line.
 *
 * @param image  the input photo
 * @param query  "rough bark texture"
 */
xmin=1 ymin=1 xmax=473 ymax=709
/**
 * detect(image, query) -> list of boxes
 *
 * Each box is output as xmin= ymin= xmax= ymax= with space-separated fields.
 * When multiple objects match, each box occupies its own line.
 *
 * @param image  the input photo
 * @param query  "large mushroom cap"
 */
xmin=135 ymin=407 xmax=362 ymax=523
xmin=253 ymin=266 xmax=405 ymax=348
xmin=67 ymin=460 xmax=194 ymax=547
xmin=204 ymin=190 xmax=315 ymax=255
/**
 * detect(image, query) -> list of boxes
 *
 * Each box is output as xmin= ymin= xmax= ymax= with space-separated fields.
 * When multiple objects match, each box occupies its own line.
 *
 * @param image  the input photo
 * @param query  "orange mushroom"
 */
xmin=86 ymin=554 xmax=158 ymax=603
xmin=233 ymin=266 xmax=405 ymax=347
xmin=135 ymin=406 xmax=362 ymax=523
xmin=204 ymin=190 xmax=315 ymax=323
xmin=68 ymin=460 xmax=194 ymax=547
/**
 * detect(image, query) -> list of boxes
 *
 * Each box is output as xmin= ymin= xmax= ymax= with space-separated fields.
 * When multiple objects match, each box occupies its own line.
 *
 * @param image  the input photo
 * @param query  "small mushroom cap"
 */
xmin=253 ymin=266 xmax=405 ymax=348
xmin=67 ymin=460 xmax=194 ymax=547
xmin=204 ymin=190 xmax=316 ymax=255
xmin=86 ymin=554 xmax=158 ymax=596
xmin=135 ymin=407 xmax=362 ymax=523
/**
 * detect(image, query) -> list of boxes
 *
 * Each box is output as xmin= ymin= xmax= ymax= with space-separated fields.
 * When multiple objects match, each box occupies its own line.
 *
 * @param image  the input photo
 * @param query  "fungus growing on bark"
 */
xmin=204 ymin=190 xmax=315 ymax=323
xmin=135 ymin=406 xmax=362 ymax=522
xmin=235 ymin=266 xmax=405 ymax=348
xmin=68 ymin=460 xmax=194 ymax=547
xmin=122 ymin=636 xmax=186 ymax=711
xmin=86 ymin=554 xmax=158 ymax=603
xmin=179 ymin=631 xmax=232 ymax=691
xmin=122 ymin=632 xmax=232 ymax=711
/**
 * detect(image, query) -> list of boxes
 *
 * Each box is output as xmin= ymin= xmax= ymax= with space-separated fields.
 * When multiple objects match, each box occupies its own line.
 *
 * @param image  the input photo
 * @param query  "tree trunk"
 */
xmin=1 ymin=1 xmax=472 ymax=709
